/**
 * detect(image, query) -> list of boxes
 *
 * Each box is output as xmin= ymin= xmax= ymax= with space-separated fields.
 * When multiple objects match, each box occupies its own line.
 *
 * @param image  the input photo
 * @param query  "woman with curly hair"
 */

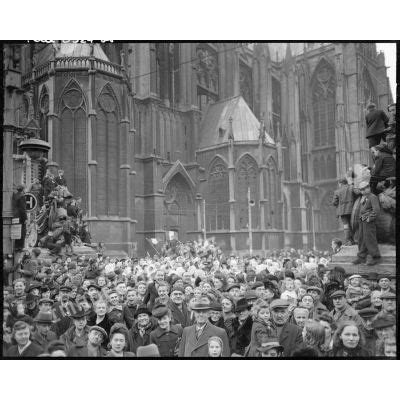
xmin=331 ymin=320 xmax=371 ymax=357
xmin=220 ymin=294 xmax=238 ymax=354
xmin=105 ymin=323 xmax=136 ymax=357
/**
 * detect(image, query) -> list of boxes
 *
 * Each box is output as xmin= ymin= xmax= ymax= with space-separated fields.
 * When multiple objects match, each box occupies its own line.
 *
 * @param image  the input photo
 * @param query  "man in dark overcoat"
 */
xmin=12 ymin=184 xmax=27 ymax=251
xmin=269 ymin=299 xmax=303 ymax=357
xmin=365 ymin=103 xmax=389 ymax=148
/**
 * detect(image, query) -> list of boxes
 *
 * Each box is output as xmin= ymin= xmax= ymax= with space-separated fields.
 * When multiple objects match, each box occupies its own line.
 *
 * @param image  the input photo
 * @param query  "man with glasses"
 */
xmin=352 ymin=181 xmax=381 ymax=266
xmin=178 ymin=299 xmax=230 ymax=357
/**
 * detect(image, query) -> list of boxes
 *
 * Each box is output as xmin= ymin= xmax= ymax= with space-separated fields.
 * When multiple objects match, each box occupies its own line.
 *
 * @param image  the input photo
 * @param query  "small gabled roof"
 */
xmin=198 ymin=96 xmax=274 ymax=149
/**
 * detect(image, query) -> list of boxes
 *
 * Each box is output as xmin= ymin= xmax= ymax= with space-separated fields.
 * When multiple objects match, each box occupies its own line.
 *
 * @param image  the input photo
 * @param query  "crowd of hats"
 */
xmin=2 ymin=238 xmax=397 ymax=357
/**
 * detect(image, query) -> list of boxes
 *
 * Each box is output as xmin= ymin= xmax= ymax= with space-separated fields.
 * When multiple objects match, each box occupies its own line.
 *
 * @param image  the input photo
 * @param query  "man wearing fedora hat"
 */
xmin=352 ymin=181 xmax=381 ymax=266
xmin=178 ymin=299 xmax=230 ymax=357
xmin=31 ymin=311 xmax=58 ymax=351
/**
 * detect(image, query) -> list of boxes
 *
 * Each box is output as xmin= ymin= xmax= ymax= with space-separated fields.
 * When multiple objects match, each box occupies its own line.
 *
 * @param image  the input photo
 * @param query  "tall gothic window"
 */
xmin=312 ymin=59 xmax=335 ymax=147
xmin=283 ymin=195 xmax=288 ymax=231
xmin=239 ymin=61 xmax=253 ymax=110
xmin=272 ymin=77 xmax=281 ymax=141
xmin=264 ymin=158 xmax=280 ymax=229
xmin=195 ymin=44 xmax=219 ymax=111
xmin=320 ymin=191 xmax=338 ymax=231
xmin=236 ymin=154 xmax=259 ymax=230
xmin=39 ymin=86 xmax=49 ymax=142
xmin=207 ymin=157 xmax=229 ymax=231
xmin=282 ymin=128 xmax=290 ymax=181
xmin=362 ymin=68 xmax=377 ymax=106
xmin=59 ymin=81 xmax=87 ymax=210
xmin=150 ymin=43 xmax=161 ymax=95
xmin=305 ymin=194 xmax=313 ymax=232
xmin=96 ymin=85 xmax=120 ymax=216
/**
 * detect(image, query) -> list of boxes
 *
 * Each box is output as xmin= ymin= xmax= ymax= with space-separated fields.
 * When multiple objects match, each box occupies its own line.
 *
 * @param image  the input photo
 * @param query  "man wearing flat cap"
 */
xmin=375 ymin=292 xmax=396 ymax=320
xmin=352 ymin=181 xmax=381 ymax=266
xmin=269 ymin=299 xmax=303 ymax=357
xmin=68 ymin=325 xmax=108 ymax=357
xmin=358 ymin=307 xmax=379 ymax=355
xmin=179 ymin=299 xmax=230 ymax=357
xmin=329 ymin=290 xmax=363 ymax=327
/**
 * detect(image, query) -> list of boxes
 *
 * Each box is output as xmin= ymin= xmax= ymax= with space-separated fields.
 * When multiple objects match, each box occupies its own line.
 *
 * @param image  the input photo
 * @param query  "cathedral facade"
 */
xmin=3 ymin=42 xmax=393 ymax=256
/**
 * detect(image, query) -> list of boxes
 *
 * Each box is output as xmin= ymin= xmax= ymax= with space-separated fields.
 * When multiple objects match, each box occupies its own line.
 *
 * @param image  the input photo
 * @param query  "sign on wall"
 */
xmin=25 ymin=193 xmax=38 ymax=212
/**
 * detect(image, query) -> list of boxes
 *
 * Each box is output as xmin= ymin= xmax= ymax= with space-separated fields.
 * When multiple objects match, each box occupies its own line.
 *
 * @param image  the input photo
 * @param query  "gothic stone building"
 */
xmin=3 ymin=42 xmax=393 ymax=256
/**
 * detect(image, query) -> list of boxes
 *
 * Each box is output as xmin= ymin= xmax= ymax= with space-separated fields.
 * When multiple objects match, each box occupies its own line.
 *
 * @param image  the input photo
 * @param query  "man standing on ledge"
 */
xmin=365 ymin=103 xmax=389 ymax=148
xmin=333 ymin=178 xmax=356 ymax=245
xmin=352 ymin=181 xmax=381 ymax=266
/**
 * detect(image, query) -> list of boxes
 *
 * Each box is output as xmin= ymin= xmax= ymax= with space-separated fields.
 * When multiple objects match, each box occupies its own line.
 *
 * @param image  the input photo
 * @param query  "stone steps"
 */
xmin=329 ymin=244 xmax=396 ymax=277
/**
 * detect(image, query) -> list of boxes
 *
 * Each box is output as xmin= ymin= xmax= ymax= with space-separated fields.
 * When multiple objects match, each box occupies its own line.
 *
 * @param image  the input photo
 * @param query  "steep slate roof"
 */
xmin=198 ymin=96 xmax=274 ymax=149
xmin=56 ymin=43 xmax=109 ymax=60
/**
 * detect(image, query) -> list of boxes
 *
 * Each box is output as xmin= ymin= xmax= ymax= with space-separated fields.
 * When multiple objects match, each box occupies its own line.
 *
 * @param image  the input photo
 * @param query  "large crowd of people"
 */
xmin=2 ymin=238 xmax=396 ymax=358
xmin=3 ymin=101 xmax=396 ymax=358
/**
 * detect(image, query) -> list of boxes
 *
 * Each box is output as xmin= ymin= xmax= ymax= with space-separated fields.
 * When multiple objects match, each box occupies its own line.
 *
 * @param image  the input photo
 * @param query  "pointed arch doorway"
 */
xmin=163 ymin=172 xmax=195 ymax=242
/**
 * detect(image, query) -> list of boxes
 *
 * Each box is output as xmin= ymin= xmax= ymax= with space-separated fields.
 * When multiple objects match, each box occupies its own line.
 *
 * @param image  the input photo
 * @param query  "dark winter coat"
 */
xmin=5 ymin=342 xmax=43 ymax=357
xmin=122 ymin=303 xmax=139 ymax=330
xmin=276 ymin=321 xmax=304 ymax=357
xmin=371 ymin=150 xmax=396 ymax=180
xmin=365 ymin=109 xmax=389 ymax=138
xmin=67 ymin=344 xmax=108 ymax=357
xmin=168 ymin=301 xmax=192 ymax=328
xmin=333 ymin=184 xmax=356 ymax=216
xmin=31 ymin=329 xmax=58 ymax=351
xmin=11 ymin=191 xmax=27 ymax=223
xmin=87 ymin=314 xmax=113 ymax=336
xmin=150 ymin=324 xmax=183 ymax=357
xmin=233 ymin=316 xmax=253 ymax=355
xmin=331 ymin=345 xmax=371 ymax=358
xmin=128 ymin=322 xmax=156 ymax=354
xmin=60 ymin=325 xmax=90 ymax=352
xmin=143 ymin=282 xmax=159 ymax=310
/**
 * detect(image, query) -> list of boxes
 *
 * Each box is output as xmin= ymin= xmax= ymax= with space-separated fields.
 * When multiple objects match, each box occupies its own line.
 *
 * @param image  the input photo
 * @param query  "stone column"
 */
xmin=87 ymin=62 xmax=97 ymax=218
xmin=228 ymin=139 xmax=236 ymax=251
xmin=47 ymin=61 xmax=56 ymax=161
